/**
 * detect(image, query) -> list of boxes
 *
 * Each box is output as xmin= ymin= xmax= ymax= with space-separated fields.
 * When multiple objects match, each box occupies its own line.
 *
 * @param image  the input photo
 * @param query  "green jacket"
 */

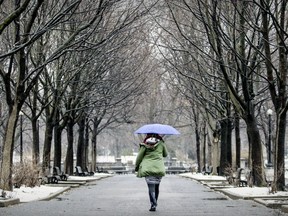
xmin=135 ymin=141 xmax=168 ymax=178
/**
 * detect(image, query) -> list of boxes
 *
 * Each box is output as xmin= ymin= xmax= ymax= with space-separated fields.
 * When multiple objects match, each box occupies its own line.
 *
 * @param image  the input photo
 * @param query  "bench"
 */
xmin=106 ymin=166 xmax=128 ymax=174
xmin=40 ymin=168 xmax=61 ymax=184
xmin=53 ymin=167 xmax=69 ymax=181
xmin=202 ymin=166 xmax=213 ymax=175
xmin=43 ymin=175 xmax=61 ymax=184
xmin=233 ymin=168 xmax=248 ymax=187
xmin=85 ymin=167 xmax=95 ymax=176
xmin=75 ymin=166 xmax=90 ymax=176
xmin=96 ymin=166 xmax=109 ymax=173
xmin=166 ymin=166 xmax=187 ymax=174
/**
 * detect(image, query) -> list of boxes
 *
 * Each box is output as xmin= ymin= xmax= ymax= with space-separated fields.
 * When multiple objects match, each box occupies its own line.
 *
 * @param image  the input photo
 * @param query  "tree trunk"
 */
xmin=53 ymin=120 xmax=62 ymax=169
xmin=76 ymin=116 xmax=86 ymax=168
xmin=195 ymin=126 xmax=201 ymax=173
xmin=207 ymin=135 xmax=212 ymax=166
xmin=31 ymin=80 xmax=40 ymax=166
xmin=65 ymin=119 xmax=74 ymax=175
xmin=235 ymin=114 xmax=241 ymax=168
xmin=219 ymin=119 xmax=232 ymax=175
xmin=219 ymin=120 xmax=227 ymax=175
xmin=274 ymin=111 xmax=286 ymax=190
xmin=85 ymin=118 xmax=90 ymax=170
xmin=31 ymin=118 xmax=40 ymax=165
xmin=42 ymin=117 xmax=53 ymax=173
xmin=202 ymin=124 xmax=206 ymax=169
xmin=91 ymin=117 xmax=101 ymax=172
xmin=0 ymin=107 xmax=19 ymax=191
xmin=226 ymin=119 xmax=232 ymax=166
xmin=211 ymin=135 xmax=219 ymax=175
xmin=91 ymin=129 xmax=97 ymax=172
xmin=245 ymin=114 xmax=265 ymax=186
xmin=91 ymin=132 xmax=97 ymax=171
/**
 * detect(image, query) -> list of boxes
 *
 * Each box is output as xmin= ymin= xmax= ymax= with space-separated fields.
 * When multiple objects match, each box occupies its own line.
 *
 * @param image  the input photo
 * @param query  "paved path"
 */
xmin=0 ymin=174 xmax=285 ymax=216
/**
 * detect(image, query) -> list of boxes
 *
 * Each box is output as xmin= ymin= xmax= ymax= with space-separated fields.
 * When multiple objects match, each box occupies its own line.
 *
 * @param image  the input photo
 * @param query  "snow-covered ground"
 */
xmin=2 ymin=173 xmax=112 ymax=202
xmin=5 ymin=185 xmax=67 ymax=202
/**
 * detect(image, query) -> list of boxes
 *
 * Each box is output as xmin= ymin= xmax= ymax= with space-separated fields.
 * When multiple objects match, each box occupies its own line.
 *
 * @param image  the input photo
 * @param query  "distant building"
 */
xmin=96 ymin=155 xmax=137 ymax=165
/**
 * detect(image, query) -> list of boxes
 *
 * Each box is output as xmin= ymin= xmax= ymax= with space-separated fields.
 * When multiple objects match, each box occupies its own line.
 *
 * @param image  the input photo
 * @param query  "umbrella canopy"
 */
xmin=134 ymin=123 xmax=180 ymax=135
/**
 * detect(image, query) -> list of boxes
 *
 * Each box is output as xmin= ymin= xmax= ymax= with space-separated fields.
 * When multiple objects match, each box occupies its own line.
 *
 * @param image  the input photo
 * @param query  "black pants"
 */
xmin=147 ymin=183 xmax=160 ymax=206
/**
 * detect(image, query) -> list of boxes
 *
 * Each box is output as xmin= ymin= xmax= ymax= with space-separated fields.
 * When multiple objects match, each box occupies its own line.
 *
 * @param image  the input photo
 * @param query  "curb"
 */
xmin=215 ymin=188 xmax=247 ymax=200
xmin=0 ymin=198 xmax=20 ymax=207
xmin=38 ymin=187 xmax=71 ymax=201
xmin=253 ymin=197 xmax=288 ymax=209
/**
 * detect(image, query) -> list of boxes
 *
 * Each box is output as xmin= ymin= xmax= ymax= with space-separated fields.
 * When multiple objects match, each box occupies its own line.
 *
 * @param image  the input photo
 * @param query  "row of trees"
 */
xmin=0 ymin=0 xmax=161 ymax=191
xmin=0 ymin=0 xmax=287 ymax=193
xmin=155 ymin=0 xmax=287 ymax=190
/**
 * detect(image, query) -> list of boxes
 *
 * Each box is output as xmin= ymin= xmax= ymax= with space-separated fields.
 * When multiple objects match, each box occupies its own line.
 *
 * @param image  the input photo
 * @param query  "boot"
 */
xmin=149 ymin=192 xmax=157 ymax=211
xmin=149 ymin=204 xmax=156 ymax=211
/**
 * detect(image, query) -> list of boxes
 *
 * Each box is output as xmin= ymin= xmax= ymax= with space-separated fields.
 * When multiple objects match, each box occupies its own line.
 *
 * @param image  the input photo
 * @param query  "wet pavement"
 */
xmin=0 ymin=174 xmax=285 ymax=216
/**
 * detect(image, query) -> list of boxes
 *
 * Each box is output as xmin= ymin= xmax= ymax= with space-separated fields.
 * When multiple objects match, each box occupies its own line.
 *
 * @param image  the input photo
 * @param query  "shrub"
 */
xmin=13 ymin=160 xmax=41 ymax=188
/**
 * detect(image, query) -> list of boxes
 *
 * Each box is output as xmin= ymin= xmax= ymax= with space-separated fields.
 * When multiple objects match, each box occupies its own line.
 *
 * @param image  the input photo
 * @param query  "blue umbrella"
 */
xmin=134 ymin=123 xmax=180 ymax=135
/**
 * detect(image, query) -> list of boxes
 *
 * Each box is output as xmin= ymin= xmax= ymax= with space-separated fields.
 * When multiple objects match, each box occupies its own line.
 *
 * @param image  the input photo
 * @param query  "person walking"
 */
xmin=135 ymin=134 xmax=168 ymax=212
